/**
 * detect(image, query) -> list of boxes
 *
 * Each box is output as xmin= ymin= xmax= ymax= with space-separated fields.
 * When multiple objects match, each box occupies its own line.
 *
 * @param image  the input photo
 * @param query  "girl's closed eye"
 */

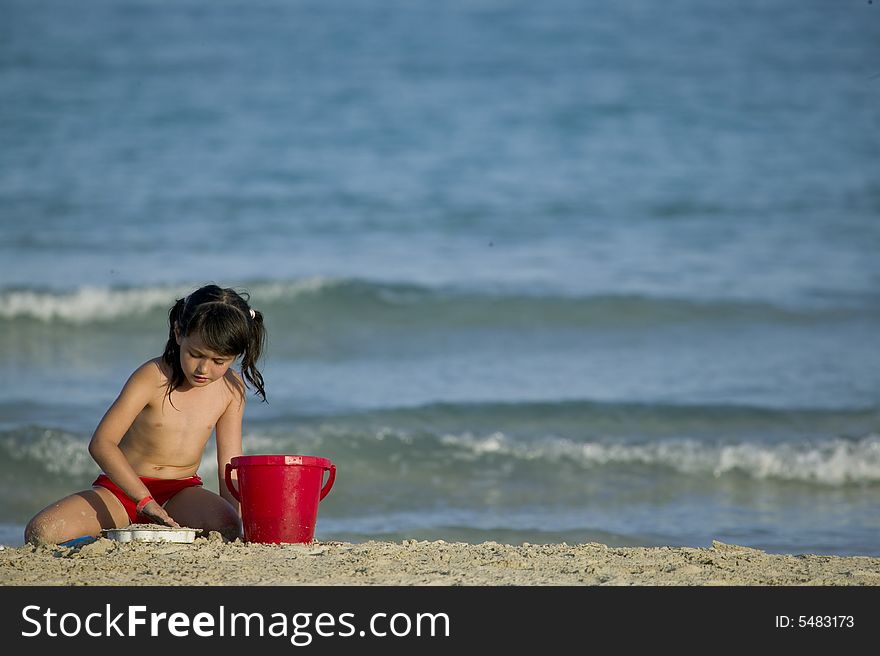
xmin=189 ymin=350 xmax=229 ymax=365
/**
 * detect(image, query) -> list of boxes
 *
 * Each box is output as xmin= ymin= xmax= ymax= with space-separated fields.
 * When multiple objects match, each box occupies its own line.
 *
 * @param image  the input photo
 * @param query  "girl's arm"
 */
xmin=215 ymin=372 xmax=246 ymax=514
xmin=88 ymin=361 xmax=180 ymax=527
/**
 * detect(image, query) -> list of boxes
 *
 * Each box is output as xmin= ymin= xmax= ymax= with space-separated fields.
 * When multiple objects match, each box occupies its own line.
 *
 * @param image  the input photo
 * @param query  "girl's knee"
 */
xmin=199 ymin=515 xmax=241 ymax=542
xmin=25 ymin=513 xmax=60 ymax=545
xmin=208 ymin=499 xmax=242 ymax=541
xmin=213 ymin=507 xmax=242 ymax=542
xmin=219 ymin=523 xmax=242 ymax=542
xmin=23 ymin=517 xmax=42 ymax=545
xmin=166 ymin=491 xmax=242 ymax=541
xmin=24 ymin=492 xmax=111 ymax=545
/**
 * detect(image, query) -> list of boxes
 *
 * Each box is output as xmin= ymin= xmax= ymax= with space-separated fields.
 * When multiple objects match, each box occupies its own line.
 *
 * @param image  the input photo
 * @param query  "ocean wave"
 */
xmin=213 ymin=423 xmax=880 ymax=487
xmin=2 ymin=422 xmax=880 ymax=490
xmin=438 ymin=432 xmax=880 ymax=486
xmin=0 ymin=278 xmax=863 ymax=326
xmin=0 ymin=428 xmax=99 ymax=479
xmin=254 ymin=398 xmax=880 ymax=443
xmin=0 ymin=278 xmax=336 ymax=323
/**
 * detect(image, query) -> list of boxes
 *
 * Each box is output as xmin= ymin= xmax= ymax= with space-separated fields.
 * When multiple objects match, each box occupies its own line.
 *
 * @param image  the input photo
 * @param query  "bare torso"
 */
xmin=119 ymin=358 xmax=237 ymax=479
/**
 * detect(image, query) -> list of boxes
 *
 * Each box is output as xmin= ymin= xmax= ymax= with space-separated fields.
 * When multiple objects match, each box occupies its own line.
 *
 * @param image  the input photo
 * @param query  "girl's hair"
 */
xmin=162 ymin=284 xmax=267 ymax=403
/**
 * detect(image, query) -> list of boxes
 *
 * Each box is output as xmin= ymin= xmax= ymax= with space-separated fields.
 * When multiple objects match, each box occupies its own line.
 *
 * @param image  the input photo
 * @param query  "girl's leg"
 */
xmin=163 ymin=487 xmax=241 ymax=541
xmin=24 ymin=487 xmax=130 ymax=545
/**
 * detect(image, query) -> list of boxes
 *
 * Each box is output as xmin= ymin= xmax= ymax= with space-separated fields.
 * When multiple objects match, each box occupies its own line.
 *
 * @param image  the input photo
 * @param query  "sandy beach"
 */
xmin=2 ymin=535 xmax=879 ymax=586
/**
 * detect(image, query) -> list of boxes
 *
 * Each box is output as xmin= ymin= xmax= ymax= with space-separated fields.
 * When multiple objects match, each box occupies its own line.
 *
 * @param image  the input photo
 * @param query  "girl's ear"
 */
xmin=174 ymin=322 xmax=182 ymax=345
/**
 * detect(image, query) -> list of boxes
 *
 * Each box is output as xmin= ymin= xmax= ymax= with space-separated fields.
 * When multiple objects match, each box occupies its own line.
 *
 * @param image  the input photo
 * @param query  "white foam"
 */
xmin=0 ymin=278 xmax=341 ymax=323
xmin=0 ymin=429 xmax=98 ymax=478
xmin=439 ymin=432 xmax=880 ymax=486
xmin=0 ymin=285 xmax=191 ymax=322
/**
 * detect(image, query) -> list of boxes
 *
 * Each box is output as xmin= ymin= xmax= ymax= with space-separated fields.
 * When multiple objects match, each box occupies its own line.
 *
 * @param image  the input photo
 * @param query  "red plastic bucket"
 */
xmin=225 ymin=454 xmax=336 ymax=544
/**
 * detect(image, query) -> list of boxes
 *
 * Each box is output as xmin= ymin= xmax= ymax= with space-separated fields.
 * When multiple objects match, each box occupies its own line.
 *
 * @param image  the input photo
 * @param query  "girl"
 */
xmin=25 ymin=284 xmax=267 ymax=545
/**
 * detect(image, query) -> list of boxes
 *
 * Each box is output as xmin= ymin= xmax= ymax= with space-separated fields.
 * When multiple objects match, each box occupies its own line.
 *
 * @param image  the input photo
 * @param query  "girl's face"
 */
xmin=176 ymin=330 xmax=236 ymax=388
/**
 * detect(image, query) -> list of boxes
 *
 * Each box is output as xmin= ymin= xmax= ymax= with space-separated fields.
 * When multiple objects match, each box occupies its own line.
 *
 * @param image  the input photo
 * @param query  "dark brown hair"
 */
xmin=162 ymin=284 xmax=267 ymax=402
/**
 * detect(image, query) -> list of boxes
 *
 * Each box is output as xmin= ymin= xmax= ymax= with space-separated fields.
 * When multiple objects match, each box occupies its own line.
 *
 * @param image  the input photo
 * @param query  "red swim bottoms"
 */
xmin=92 ymin=474 xmax=203 ymax=523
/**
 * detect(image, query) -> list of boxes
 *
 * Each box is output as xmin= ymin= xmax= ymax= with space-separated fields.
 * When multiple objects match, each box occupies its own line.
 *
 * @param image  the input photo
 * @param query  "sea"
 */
xmin=0 ymin=0 xmax=878 ymax=556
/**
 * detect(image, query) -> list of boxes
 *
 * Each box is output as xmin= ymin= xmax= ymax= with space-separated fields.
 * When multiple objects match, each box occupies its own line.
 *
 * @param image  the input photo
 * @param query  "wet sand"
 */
xmin=2 ymin=536 xmax=879 ymax=585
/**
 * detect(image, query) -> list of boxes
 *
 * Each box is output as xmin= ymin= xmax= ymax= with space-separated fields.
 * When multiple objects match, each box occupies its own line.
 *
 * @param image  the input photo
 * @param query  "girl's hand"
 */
xmin=139 ymin=500 xmax=181 ymax=528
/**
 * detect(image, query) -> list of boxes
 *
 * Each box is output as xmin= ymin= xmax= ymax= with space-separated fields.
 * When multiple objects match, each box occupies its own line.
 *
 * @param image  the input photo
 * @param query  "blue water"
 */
xmin=1 ymin=0 xmax=878 ymax=555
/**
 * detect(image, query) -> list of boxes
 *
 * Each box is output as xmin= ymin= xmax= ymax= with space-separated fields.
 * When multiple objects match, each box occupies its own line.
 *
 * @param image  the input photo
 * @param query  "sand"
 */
xmin=2 ymin=536 xmax=879 ymax=586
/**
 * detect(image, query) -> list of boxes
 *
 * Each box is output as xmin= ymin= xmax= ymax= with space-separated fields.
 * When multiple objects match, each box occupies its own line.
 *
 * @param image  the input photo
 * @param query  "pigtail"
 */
xmin=161 ymin=297 xmax=187 ymax=401
xmin=241 ymin=308 xmax=267 ymax=402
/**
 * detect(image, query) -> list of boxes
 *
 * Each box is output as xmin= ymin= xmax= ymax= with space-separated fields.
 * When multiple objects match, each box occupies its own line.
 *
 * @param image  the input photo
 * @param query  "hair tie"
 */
xmin=249 ymin=308 xmax=256 ymax=319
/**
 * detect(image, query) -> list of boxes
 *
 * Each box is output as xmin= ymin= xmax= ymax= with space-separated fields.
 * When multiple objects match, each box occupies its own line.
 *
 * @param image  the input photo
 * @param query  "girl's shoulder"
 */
xmin=222 ymin=367 xmax=247 ymax=403
xmin=131 ymin=357 xmax=171 ymax=386
xmin=114 ymin=358 xmax=168 ymax=403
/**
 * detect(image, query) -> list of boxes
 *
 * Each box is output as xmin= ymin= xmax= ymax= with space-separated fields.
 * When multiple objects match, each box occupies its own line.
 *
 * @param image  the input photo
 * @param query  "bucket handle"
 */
xmin=225 ymin=461 xmax=335 ymax=502
xmin=320 ymin=463 xmax=336 ymax=501
xmin=224 ymin=462 xmax=241 ymax=502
